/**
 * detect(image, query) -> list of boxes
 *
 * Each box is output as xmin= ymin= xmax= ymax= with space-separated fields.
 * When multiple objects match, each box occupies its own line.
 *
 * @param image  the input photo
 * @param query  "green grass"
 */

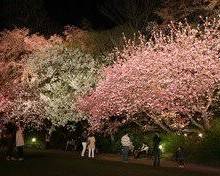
xmin=0 ymin=150 xmax=218 ymax=176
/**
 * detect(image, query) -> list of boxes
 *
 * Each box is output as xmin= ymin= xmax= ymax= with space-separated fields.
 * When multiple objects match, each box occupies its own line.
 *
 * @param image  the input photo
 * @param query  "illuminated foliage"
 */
xmin=0 ymin=28 xmax=51 ymax=123
xmin=27 ymin=44 xmax=101 ymax=125
xmin=78 ymin=17 xmax=220 ymax=132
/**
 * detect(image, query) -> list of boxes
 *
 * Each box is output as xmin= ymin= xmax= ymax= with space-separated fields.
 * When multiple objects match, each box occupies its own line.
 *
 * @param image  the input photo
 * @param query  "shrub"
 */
xmin=162 ymin=120 xmax=220 ymax=165
xmin=193 ymin=120 xmax=220 ymax=165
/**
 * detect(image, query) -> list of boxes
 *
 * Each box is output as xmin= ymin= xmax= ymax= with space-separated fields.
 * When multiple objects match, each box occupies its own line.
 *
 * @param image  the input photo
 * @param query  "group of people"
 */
xmin=120 ymin=133 xmax=185 ymax=168
xmin=80 ymin=131 xmax=96 ymax=158
xmin=120 ymin=133 xmax=161 ymax=165
xmin=0 ymin=119 xmax=25 ymax=161
xmin=1 ymin=121 xmax=185 ymax=168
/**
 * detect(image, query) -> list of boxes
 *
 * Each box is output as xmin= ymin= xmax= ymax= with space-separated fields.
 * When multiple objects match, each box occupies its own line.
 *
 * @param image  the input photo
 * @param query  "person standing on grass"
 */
xmin=87 ymin=134 xmax=96 ymax=158
xmin=81 ymin=130 xmax=88 ymax=157
xmin=5 ymin=118 xmax=16 ymax=161
xmin=121 ymin=133 xmax=133 ymax=163
xmin=153 ymin=133 xmax=161 ymax=167
xmin=175 ymin=147 xmax=185 ymax=168
xmin=16 ymin=122 xmax=25 ymax=161
xmin=45 ymin=131 xmax=51 ymax=150
xmin=0 ymin=124 xmax=6 ymax=153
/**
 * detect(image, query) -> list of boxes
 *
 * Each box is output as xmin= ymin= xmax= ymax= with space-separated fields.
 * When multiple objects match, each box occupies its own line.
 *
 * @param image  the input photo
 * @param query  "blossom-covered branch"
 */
xmin=78 ymin=17 xmax=220 ymax=132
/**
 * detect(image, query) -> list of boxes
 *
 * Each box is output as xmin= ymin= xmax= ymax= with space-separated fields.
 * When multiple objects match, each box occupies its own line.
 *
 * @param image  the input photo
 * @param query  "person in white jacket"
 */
xmin=16 ymin=123 xmax=24 ymax=161
xmin=87 ymin=135 xmax=96 ymax=158
xmin=121 ymin=134 xmax=133 ymax=162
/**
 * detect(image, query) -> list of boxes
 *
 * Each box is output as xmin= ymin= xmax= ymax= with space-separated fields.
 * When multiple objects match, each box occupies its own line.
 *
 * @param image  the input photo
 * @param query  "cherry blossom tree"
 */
xmin=26 ymin=44 xmax=101 ymax=126
xmin=3 ymin=85 xmax=46 ymax=126
xmin=77 ymin=17 xmax=220 ymax=132
xmin=0 ymin=28 xmax=100 ymax=126
xmin=0 ymin=94 xmax=9 ymax=113
xmin=0 ymin=28 xmax=51 ymax=124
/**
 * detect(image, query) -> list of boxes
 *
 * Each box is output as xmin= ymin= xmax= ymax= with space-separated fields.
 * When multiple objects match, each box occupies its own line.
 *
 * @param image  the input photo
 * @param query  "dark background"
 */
xmin=44 ymin=0 xmax=112 ymax=28
xmin=0 ymin=0 xmax=163 ymax=35
xmin=0 ymin=0 xmax=117 ymax=34
xmin=0 ymin=1 xmax=218 ymax=35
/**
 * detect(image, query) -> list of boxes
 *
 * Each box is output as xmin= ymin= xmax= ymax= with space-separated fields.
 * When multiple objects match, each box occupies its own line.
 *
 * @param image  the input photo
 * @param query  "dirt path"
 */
xmin=98 ymin=153 xmax=220 ymax=174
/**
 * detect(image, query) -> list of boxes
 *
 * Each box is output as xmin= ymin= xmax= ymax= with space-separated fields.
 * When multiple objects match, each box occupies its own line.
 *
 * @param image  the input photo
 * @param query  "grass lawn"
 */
xmin=0 ymin=150 xmax=219 ymax=176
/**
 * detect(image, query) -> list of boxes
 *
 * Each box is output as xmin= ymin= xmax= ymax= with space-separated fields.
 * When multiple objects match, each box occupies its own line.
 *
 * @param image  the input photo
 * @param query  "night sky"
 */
xmin=0 ymin=0 xmax=115 ymax=34
xmin=44 ymin=0 xmax=111 ymax=27
xmin=0 ymin=1 xmax=217 ymax=35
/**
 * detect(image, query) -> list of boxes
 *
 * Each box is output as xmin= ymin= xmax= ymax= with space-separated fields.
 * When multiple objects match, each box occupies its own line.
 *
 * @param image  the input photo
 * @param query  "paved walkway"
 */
xmin=98 ymin=153 xmax=220 ymax=174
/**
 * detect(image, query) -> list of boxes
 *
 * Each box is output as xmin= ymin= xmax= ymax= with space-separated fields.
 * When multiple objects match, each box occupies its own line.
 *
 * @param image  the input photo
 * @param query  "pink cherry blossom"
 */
xmin=77 ymin=17 xmax=220 ymax=132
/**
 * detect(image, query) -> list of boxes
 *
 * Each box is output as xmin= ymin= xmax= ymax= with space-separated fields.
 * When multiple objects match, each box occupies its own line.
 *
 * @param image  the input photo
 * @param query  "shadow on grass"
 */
xmin=0 ymin=150 xmax=219 ymax=176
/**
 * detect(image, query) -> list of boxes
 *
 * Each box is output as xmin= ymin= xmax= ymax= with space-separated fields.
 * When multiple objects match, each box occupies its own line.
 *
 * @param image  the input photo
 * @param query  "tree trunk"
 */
xmin=110 ymin=134 xmax=115 ymax=143
xmin=188 ymin=115 xmax=204 ymax=130
xmin=202 ymin=113 xmax=210 ymax=130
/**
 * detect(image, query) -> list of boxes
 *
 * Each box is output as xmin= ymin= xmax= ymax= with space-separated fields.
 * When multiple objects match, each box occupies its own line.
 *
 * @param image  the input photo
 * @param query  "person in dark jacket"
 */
xmin=153 ymin=133 xmax=161 ymax=167
xmin=5 ymin=119 xmax=17 ymax=160
xmin=175 ymin=147 xmax=185 ymax=168
xmin=45 ymin=132 xmax=51 ymax=150
xmin=0 ymin=124 xmax=7 ymax=152
xmin=81 ymin=130 xmax=88 ymax=157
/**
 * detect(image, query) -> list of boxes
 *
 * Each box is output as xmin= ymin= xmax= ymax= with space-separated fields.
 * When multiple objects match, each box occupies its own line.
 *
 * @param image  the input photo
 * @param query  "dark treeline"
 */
xmin=0 ymin=0 xmax=219 ymax=35
xmin=0 ymin=0 xmax=163 ymax=35
xmin=0 ymin=0 xmax=115 ymax=34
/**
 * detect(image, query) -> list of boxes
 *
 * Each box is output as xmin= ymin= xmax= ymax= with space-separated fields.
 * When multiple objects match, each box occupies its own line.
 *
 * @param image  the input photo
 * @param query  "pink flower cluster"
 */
xmin=0 ymin=28 xmax=61 ymax=124
xmin=78 ymin=18 xmax=220 ymax=132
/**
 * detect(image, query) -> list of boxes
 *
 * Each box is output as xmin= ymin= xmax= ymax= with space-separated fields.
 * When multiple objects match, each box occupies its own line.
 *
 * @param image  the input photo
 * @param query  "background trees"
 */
xmin=99 ymin=0 xmax=162 ymax=32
